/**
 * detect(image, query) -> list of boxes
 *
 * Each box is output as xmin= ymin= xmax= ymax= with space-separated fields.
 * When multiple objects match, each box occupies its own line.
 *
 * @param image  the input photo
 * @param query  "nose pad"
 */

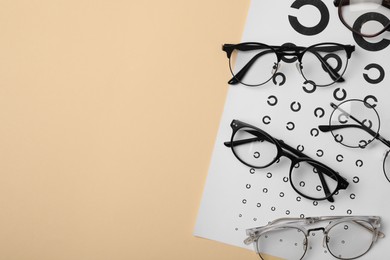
xmin=295 ymin=62 xmax=303 ymax=73
xmin=303 ymin=238 xmax=308 ymax=251
xmin=323 ymin=235 xmax=329 ymax=248
xmin=271 ymin=63 xmax=280 ymax=74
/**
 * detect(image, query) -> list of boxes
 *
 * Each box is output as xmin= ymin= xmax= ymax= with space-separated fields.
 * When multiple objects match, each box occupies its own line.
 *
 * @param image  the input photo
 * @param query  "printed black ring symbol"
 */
xmin=362 ymin=119 xmax=373 ymax=129
xmin=334 ymin=134 xmax=343 ymax=143
xmin=363 ymin=95 xmax=378 ymax=108
xmin=272 ymin=72 xmax=286 ymax=86
xmin=356 ymin=160 xmax=363 ymax=167
xmin=352 ymin=12 xmax=390 ymax=52
xmin=321 ymin=54 xmax=342 ymax=73
xmin=297 ymin=145 xmax=304 ymax=152
xmin=338 ymin=113 xmax=349 ymax=124
xmin=333 ymin=88 xmax=347 ymax=101
xmin=336 ymin=154 xmax=344 ymax=162
xmin=267 ymin=95 xmax=278 ymax=106
xmin=302 ymin=80 xmax=317 ymax=93
xmin=290 ymin=101 xmax=301 ymax=112
xmin=359 ymin=140 xmax=368 ymax=148
xmin=316 ymin=149 xmax=324 ymax=157
xmin=288 ymin=0 xmax=330 ymax=36
xmin=310 ymin=128 xmax=319 ymax=137
xmin=363 ymin=63 xmax=385 ymax=84
xmin=314 ymin=107 xmax=325 ymax=118
xmin=263 ymin=116 xmax=271 ymax=124
xmin=286 ymin=122 xmax=295 ymax=130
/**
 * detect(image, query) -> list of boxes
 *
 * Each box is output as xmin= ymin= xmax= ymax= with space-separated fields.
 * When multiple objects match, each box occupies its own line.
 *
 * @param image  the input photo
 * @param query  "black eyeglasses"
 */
xmin=334 ymin=0 xmax=390 ymax=38
xmin=224 ymin=120 xmax=349 ymax=202
xmin=222 ymin=42 xmax=355 ymax=87
xmin=318 ymin=99 xmax=390 ymax=182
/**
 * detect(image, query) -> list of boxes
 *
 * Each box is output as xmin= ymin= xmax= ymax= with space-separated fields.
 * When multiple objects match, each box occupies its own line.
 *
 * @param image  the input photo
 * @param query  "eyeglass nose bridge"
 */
xmin=307 ymin=227 xmax=328 ymax=248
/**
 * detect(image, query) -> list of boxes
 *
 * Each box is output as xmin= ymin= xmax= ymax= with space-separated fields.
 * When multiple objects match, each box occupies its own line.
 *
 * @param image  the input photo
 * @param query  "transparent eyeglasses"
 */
xmin=318 ymin=99 xmax=390 ymax=182
xmin=224 ymin=120 xmax=349 ymax=202
xmin=334 ymin=0 xmax=390 ymax=38
xmin=222 ymin=42 xmax=355 ymax=87
xmin=244 ymin=216 xmax=385 ymax=260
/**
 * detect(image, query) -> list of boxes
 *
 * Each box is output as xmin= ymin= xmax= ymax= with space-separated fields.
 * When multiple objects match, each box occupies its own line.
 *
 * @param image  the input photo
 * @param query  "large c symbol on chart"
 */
xmin=288 ymin=0 xmax=329 ymax=36
xmin=353 ymin=12 xmax=390 ymax=51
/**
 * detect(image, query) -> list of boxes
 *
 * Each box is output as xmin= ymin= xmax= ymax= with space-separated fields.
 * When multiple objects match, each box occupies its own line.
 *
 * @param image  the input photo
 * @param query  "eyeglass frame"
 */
xmin=244 ymin=215 xmax=385 ymax=260
xmin=224 ymin=119 xmax=349 ymax=202
xmin=222 ymin=42 xmax=355 ymax=87
xmin=333 ymin=0 xmax=390 ymax=38
xmin=318 ymin=99 xmax=390 ymax=182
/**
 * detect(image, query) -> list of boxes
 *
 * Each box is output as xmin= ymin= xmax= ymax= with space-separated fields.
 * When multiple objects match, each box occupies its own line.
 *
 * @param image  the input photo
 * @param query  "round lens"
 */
xmin=229 ymin=43 xmax=278 ymax=86
xmin=300 ymin=43 xmax=348 ymax=87
xmin=326 ymin=220 xmax=375 ymax=259
xmin=383 ymin=150 xmax=390 ymax=182
xmin=290 ymin=160 xmax=339 ymax=200
xmin=256 ymin=227 xmax=307 ymax=260
xmin=339 ymin=0 xmax=390 ymax=37
xmin=329 ymin=99 xmax=380 ymax=148
xmin=231 ymin=126 xmax=278 ymax=168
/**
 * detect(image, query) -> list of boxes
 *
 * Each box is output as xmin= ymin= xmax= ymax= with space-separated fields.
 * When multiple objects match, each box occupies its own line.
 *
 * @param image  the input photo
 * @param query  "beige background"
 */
xmin=0 ymin=0 xmax=262 ymax=259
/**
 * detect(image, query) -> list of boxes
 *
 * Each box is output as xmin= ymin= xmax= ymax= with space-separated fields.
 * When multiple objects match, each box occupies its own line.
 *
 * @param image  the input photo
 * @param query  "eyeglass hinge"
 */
xmin=243 ymin=235 xmax=256 ymax=245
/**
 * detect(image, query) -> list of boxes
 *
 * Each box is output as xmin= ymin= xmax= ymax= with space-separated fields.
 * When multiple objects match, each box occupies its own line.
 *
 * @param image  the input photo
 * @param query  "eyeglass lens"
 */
xmin=328 ymin=99 xmax=380 ymax=148
xmin=338 ymin=0 xmax=390 ymax=36
xmin=290 ymin=160 xmax=339 ymax=200
xmin=228 ymin=43 xmax=278 ymax=86
xmin=255 ymin=220 xmax=375 ymax=260
xmin=256 ymin=227 xmax=307 ymax=260
xmin=326 ymin=220 xmax=375 ymax=259
xmin=231 ymin=126 xmax=278 ymax=168
xmin=383 ymin=150 xmax=390 ymax=182
xmin=300 ymin=44 xmax=349 ymax=87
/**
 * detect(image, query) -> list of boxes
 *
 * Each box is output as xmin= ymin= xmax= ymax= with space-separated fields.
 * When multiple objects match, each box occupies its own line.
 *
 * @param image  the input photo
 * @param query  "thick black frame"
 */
xmin=222 ymin=42 xmax=355 ymax=87
xmin=334 ymin=0 xmax=390 ymax=38
xmin=224 ymin=119 xmax=349 ymax=202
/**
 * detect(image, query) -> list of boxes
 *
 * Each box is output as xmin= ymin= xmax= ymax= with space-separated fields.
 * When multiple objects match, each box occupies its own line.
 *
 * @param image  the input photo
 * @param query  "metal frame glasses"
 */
xmin=244 ymin=216 xmax=385 ymax=260
xmin=318 ymin=99 xmax=390 ymax=182
xmin=222 ymin=42 xmax=355 ymax=87
xmin=224 ymin=120 xmax=349 ymax=202
xmin=334 ymin=0 xmax=390 ymax=38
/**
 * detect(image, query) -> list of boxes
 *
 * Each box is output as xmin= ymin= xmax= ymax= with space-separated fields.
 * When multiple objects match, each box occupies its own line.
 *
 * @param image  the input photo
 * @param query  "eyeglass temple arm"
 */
xmin=318 ymin=103 xmax=390 ymax=149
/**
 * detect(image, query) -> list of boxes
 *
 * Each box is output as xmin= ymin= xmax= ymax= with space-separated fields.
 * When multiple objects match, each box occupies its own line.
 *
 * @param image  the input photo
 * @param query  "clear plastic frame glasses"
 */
xmin=318 ymin=99 xmax=390 ymax=182
xmin=224 ymin=120 xmax=349 ymax=202
xmin=222 ymin=42 xmax=355 ymax=87
xmin=244 ymin=216 xmax=385 ymax=260
xmin=334 ymin=0 xmax=390 ymax=38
